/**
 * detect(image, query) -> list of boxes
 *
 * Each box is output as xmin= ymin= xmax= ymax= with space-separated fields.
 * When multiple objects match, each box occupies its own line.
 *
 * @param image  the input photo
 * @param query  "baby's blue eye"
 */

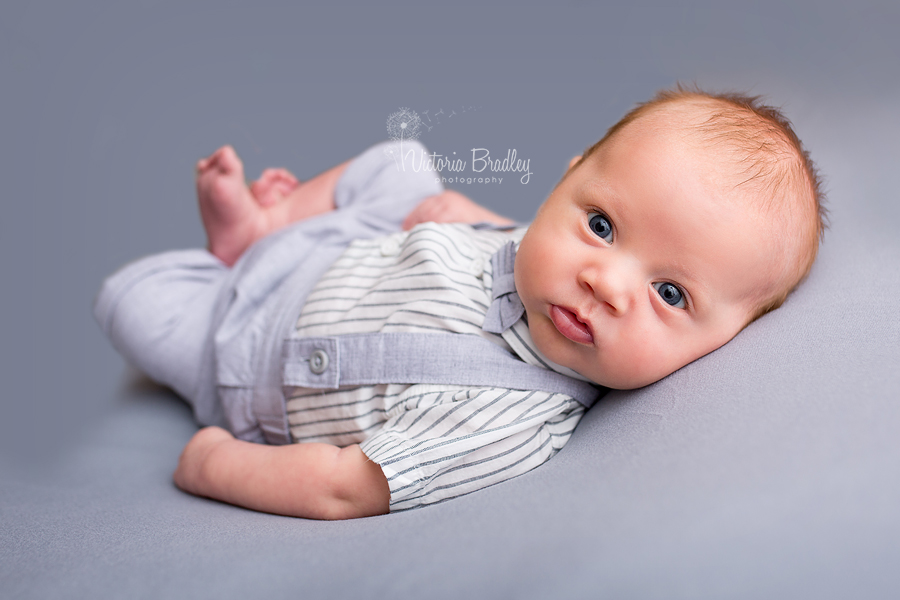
xmin=588 ymin=212 xmax=613 ymax=242
xmin=653 ymin=282 xmax=686 ymax=309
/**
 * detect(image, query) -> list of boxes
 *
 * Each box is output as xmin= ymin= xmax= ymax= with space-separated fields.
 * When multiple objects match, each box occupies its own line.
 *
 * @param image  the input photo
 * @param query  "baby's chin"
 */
xmin=585 ymin=371 xmax=668 ymax=391
xmin=546 ymin=347 xmax=673 ymax=390
xmin=526 ymin=313 xmax=676 ymax=390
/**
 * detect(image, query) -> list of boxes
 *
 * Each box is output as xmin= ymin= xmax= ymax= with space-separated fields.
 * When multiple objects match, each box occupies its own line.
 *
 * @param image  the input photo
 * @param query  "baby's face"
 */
xmin=515 ymin=116 xmax=778 ymax=389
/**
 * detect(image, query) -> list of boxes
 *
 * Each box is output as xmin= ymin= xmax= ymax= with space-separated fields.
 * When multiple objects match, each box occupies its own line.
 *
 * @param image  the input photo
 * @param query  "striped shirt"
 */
xmin=285 ymin=223 xmax=585 ymax=511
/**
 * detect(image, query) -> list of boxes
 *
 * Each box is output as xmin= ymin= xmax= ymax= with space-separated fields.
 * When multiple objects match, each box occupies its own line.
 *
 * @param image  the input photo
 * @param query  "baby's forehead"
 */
xmin=621 ymin=104 xmax=793 ymax=203
xmin=622 ymin=99 xmax=779 ymax=159
xmin=591 ymin=112 xmax=750 ymax=194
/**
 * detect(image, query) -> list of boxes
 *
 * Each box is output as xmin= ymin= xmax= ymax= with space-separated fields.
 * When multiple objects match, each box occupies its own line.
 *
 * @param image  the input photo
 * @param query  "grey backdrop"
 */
xmin=2 ymin=1 xmax=899 ymax=599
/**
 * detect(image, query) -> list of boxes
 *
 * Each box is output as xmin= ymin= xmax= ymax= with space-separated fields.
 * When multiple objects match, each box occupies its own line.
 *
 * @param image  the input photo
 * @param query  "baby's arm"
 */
xmin=173 ymin=426 xmax=390 ymax=520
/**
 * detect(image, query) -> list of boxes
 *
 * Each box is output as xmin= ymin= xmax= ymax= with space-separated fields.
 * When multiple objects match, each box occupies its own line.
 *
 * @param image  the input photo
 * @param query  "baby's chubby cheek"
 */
xmin=527 ymin=314 xmax=679 ymax=390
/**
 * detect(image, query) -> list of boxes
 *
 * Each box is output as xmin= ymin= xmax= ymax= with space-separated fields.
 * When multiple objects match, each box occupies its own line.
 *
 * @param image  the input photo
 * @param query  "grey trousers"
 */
xmin=94 ymin=141 xmax=442 ymax=443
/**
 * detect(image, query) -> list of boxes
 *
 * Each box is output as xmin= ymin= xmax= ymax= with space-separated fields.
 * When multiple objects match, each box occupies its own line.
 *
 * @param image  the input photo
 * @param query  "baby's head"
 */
xmin=515 ymin=86 xmax=826 ymax=389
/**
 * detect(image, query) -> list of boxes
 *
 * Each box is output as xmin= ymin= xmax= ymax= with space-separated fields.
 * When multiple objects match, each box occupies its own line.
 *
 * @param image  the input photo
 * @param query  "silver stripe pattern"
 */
xmin=285 ymin=223 xmax=585 ymax=511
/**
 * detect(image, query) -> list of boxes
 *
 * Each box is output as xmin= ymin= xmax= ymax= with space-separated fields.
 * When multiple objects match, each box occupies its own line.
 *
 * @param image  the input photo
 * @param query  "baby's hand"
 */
xmin=173 ymin=426 xmax=234 ymax=497
xmin=402 ymin=190 xmax=515 ymax=231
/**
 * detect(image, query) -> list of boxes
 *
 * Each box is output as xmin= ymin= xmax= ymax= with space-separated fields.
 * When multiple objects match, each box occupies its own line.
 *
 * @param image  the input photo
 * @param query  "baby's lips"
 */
xmin=550 ymin=305 xmax=594 ymax=345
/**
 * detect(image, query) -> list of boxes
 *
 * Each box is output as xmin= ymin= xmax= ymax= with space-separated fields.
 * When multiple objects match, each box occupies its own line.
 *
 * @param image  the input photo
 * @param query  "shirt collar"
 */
xmin=482 ymin=240 xmax=594 ymax=384
xmin=482 ymin=241 xmax=525 ymax=335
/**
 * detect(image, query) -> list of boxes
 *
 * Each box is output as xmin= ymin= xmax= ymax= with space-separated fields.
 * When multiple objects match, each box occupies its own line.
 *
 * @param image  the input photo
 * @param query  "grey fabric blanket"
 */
xmin=2 ymin=1 xmax=898 ymax=598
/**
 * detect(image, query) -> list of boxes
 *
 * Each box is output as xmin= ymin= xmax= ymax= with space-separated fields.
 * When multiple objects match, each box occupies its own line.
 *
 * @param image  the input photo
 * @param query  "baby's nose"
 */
xmin=579 ymin=257 xmax=640 ymax=314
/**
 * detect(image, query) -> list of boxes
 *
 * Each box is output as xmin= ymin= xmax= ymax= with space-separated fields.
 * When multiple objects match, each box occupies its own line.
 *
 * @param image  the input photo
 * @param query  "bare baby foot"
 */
xmin=250 ymin=168 xmax=300 ymax=207
xmin=195 ymin=145 xmax=264 ymax=266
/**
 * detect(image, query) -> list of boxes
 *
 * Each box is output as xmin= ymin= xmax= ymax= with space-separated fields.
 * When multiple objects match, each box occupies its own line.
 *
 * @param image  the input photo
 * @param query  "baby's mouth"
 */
xmin=549 ymin=305 xmax=594 ymax=345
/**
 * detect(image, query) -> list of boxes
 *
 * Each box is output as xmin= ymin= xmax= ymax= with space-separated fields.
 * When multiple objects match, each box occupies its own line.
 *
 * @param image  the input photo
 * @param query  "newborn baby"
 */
xmin=95 ymin=86 xmax=825 ymax=519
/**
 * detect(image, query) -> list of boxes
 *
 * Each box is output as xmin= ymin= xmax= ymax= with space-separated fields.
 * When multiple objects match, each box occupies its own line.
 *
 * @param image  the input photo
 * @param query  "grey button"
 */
xmin=309 ymin=349 xmax=329 ymax=374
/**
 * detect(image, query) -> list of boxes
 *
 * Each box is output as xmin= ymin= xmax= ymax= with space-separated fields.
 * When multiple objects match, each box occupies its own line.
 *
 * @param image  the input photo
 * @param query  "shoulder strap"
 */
xmin=282 ymin=332 xmax=604 ymax=408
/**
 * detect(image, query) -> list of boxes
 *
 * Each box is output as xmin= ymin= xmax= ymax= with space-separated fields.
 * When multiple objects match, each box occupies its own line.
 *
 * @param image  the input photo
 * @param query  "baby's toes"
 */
xmin=271 ymin=178 xmax=298 ymax=198
xmin=255 ymin=169 xmax=280 ymax=189
xmin=251 ymin=169 xmax=296 ymax=206
xmin=195 ymin=155 xmax=212 ymax=175
xmin=213 ymin=145 xmax=243 ymax=176
xmin=271 ymin=168 xmax=299 ymax=187
xmin=259 ymin=168 xmax=299 ymax=189
xmin=249 ymin=178 xmax=273 ymax=204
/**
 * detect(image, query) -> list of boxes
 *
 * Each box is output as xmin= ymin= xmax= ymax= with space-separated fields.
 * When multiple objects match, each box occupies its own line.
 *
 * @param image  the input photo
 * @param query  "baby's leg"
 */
xmin=257 ymin=160 xmax=348 ymax=231
xmin=196 ymin=146 xmax=267 ymax=267
xmin=94 ymin=249 xmax=229 ymax=427
xmin=196 ymin=146 xmax=349 ymax=266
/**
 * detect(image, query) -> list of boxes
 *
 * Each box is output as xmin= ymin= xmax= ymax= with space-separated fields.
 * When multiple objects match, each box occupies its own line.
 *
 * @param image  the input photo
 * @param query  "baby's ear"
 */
xmin=568 ymin=155 xmax=583 ymax=170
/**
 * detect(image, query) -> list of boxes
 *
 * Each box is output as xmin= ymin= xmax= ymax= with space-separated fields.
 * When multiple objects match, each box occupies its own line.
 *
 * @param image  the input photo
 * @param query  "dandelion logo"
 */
xmin=384 ymin=107 xmax=423 ymax=170
xmin=386 ymin=108 xmax=422 ymax=141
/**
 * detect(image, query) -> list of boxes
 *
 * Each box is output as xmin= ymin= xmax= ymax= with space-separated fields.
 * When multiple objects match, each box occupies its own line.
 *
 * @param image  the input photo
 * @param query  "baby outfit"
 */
xmin=94 ymin=141 xmax=602 ymax=511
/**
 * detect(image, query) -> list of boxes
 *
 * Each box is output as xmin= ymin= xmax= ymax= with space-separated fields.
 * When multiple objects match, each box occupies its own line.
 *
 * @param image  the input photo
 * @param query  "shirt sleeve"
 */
xmin=358 ymin=384 xmax=585 ymax=511
xmin=333 ymin=140 xmax=444 ymax=230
